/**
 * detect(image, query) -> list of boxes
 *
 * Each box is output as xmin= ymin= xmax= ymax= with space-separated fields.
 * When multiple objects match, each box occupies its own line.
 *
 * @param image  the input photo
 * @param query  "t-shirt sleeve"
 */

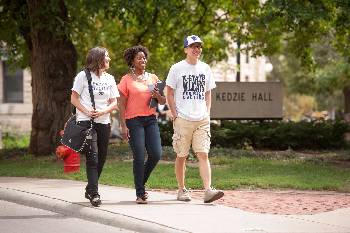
xmin=206 ymin=66 xmax=216 ymax=91
xmin=166 ymin=66 xmax=177 ymax=89
xmin=71 ymin=71 xmax=85 ymax=95
xmin=109 ymin=76 xmax=120 ymax=98
xmin=117 ymin=76 xmax=128 ymax=97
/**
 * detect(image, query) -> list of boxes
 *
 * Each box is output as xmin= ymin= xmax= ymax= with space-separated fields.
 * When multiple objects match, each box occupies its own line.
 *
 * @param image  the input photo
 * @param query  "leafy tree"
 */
xmin=3 ymin=0 xmax=349 ymax=156
xmin=267 ymin=36 xmax=345 ymax=116
xmin=244 ymin=0 xmax=350 ymax=115
xmin=1 ymin=0 xmax=77 ymax=155
xmin=0 ymin=0 xmax=235 ymax=155
xmin=68 ymin=0 xmax=231 ymax=78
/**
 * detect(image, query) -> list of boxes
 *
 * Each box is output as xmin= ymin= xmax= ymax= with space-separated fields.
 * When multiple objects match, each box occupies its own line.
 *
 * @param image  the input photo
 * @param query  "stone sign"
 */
xmin=211 ymin=82 xmax=283 ymax=119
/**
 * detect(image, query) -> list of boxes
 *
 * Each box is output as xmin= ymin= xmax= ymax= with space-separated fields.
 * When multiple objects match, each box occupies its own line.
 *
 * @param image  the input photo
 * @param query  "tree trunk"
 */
xmin=344 ymin=86 xmax=350 ymax=114
xmin=343 ymin=86 xmax=350 ymax=123
xmin=27 ymin=0 xmax=77 ymax=155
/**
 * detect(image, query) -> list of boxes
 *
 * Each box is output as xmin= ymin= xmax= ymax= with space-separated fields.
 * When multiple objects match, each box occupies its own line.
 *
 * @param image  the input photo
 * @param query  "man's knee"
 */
xmin=196 ymin=152 xmax=208 ymax=161
xmin=176 ymin=156 xmax=187 ymax=163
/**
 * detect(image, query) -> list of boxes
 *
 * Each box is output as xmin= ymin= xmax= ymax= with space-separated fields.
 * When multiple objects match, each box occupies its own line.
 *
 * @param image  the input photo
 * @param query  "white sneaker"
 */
xmin=177 ymin=188 xmax=191 ymax=202
xmin=204 ymin=188 xmax=224 ymax=203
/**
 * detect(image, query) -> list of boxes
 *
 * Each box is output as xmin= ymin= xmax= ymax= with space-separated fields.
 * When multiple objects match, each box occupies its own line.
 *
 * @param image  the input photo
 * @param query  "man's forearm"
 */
xmin=166 ymin=87 xmax=177 ymax=117
xmin=205 ymin=90 xmax=211 ymax=114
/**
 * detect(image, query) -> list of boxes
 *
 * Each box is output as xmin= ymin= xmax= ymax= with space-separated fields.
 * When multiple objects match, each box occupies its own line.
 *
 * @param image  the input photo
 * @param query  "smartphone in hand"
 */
xmin=148 ymin=84 xmax=155 ymax=92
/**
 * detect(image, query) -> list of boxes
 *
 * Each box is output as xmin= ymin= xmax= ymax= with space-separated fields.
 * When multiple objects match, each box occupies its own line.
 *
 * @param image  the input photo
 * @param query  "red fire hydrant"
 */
xmin=56 ymin=145 xmax=80 ymax=173
xmin=64 ymin=149 xmax=80 ymax=173
xmin=56 ymin=130 xmax=80 ymax=173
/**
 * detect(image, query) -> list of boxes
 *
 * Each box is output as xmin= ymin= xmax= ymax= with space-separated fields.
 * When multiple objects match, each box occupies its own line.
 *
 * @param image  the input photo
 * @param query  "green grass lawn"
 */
xmin=1 ymin=152 xmax=349 ymax=192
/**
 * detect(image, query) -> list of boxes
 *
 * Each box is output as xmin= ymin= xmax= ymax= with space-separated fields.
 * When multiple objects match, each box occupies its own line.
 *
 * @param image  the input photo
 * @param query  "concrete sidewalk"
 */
xmin=0 ymin=177 xmax=349 ymax=233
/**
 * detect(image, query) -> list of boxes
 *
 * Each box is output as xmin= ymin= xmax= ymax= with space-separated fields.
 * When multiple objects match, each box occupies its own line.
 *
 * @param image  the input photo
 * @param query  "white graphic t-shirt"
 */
xmin=166 ymin=60 xmax=216 ymax=121
xmin=72 ymin=70 xmax=120 ymax=124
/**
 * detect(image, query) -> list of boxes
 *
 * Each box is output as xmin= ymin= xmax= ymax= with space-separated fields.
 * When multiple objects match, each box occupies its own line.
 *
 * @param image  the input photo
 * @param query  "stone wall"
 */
xmin=0 ymin=63 xmax=32 ymax=134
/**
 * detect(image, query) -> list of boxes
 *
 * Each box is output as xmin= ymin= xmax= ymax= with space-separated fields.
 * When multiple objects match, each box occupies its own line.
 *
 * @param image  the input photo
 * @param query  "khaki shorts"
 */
xmin=172 ymin=117 xmax=211 ymax=156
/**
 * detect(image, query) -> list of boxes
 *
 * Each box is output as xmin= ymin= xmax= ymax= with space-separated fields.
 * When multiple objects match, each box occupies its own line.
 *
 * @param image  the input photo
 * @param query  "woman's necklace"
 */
xmin=131 ymin=68 xmax=147 ymax=81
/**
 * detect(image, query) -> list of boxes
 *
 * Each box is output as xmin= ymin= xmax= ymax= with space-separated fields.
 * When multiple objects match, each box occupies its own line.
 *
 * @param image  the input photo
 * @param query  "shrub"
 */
xmin=159 ymin=120 xmax=350 ymax=150
xmin=2 ymin=132 xmax=29 ymax=149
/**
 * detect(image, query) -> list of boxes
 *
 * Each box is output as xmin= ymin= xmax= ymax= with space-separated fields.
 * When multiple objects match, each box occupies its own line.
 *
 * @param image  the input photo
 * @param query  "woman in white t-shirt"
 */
xmin=71 ymin=47 xmax=119 ymax=207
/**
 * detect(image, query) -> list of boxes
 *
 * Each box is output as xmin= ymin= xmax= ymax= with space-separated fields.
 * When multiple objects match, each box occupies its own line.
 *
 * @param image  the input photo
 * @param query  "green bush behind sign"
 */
xmin=159 ymin=120 xmax=350 ymax=150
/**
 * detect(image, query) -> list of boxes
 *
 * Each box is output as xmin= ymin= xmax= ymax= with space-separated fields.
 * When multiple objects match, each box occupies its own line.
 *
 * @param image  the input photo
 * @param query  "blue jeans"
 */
xmin=126 ymin=115 xmax=162 ymax=197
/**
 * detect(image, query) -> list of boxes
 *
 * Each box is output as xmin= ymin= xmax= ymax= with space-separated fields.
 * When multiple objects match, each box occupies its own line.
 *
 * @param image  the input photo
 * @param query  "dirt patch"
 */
xmin=152 ymin=188 xmax=350 ymax=215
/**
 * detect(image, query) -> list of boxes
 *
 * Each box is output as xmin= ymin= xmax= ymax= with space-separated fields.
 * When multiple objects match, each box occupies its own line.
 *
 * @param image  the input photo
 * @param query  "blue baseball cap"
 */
xmin=184 ymin=35 xmax=203 ymax=48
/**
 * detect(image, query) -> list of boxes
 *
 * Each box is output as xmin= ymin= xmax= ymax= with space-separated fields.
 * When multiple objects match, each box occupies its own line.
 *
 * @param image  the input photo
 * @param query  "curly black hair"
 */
xmin=123 ymin=45 xmax=149 ymax=68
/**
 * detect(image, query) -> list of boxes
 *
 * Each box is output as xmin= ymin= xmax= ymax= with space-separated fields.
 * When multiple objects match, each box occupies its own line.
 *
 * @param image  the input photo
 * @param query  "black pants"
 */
xmin=78 ymin=121 xmax=111 ymax=195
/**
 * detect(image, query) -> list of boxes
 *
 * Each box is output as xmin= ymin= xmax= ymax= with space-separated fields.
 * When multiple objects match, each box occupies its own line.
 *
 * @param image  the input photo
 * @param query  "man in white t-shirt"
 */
xmin=166 ymin=35 xmax=224 ymax=203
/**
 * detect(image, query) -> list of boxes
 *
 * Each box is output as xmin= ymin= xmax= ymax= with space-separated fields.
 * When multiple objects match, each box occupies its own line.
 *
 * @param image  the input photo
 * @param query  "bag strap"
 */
xmin=84 ymin=68 xmax=96 ymax=110
xmin=71 ymin=69 xmax=96 ymax=116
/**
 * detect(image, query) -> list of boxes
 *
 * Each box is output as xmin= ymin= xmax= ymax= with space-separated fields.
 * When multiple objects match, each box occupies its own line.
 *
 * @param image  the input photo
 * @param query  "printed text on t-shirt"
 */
xmin=182 ymin=74 xmax=205 ymax=100
xmin=92 ymin=81 xmax=109 ymax=95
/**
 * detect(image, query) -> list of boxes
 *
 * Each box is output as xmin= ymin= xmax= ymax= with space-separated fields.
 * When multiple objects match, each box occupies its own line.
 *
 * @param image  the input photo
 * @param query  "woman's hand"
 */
xmin=151 ymin=87 xmax=161 ymax=98
xmin=170 ymin=114 xmax=177 ymax=122
xmin=90 ymin=109 xmax=107 ymax=118
xmin=121 ymin=125 xmax=130 ymax=141
xmin=151 ymin=87 xmax=166 ymax=104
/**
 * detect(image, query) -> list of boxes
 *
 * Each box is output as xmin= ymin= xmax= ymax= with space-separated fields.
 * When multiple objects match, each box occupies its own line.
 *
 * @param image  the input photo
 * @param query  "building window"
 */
xmin=245 ymin=75 xmax=249 ymax=82
xmin=245 ymin=51 xmax=249 ymax=64
xmin=3 ymin=62 xmax=23 ymax=103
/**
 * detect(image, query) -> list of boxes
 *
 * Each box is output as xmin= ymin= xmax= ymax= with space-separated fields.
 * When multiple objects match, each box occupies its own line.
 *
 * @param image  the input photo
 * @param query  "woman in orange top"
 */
xmin=118 ymin=45 xmax=166 ymax=204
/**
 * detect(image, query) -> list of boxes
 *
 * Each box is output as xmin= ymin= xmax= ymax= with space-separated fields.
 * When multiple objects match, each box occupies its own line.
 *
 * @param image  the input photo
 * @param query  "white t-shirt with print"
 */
xmin=71 ymin=70 xmax=120 ymax=124
xmin=166 ymin=60 xmax=216 ymax=121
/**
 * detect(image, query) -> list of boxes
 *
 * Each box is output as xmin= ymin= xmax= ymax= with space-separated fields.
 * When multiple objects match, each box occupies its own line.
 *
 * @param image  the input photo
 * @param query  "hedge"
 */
xmin=158 ymin=120 xmax=350 ymax=150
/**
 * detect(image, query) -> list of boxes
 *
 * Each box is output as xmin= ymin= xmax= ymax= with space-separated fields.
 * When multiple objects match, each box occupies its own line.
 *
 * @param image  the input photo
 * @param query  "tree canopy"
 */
xmin=248 ymin=0 xmax=350 ymax=113
xmin=1 ymin=0 xmax=350 ymax=154
xmin=1 ymin=0 xmax=243 ymax=154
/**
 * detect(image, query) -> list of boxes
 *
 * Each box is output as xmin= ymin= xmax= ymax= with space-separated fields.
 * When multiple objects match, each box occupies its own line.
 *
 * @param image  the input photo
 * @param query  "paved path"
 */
xmin=0 ymin=199 xmax=133 ymax=233
xmin=1 ymin=177 xmax=350 ymax=233
xmin=154 ymin=189 xmax=350 ymax=215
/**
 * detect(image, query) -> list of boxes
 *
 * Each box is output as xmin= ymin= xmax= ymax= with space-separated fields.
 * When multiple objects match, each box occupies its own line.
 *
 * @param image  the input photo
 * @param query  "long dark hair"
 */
xmin=85 ymin=47 xmax=107 ymax=73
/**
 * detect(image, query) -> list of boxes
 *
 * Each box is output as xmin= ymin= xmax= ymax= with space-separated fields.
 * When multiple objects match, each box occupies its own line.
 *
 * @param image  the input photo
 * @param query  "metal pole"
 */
xmin=0 ymin=125 xmax=2 ymax=149
xmin=236 ymin=40 xmax=241 ymax=82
